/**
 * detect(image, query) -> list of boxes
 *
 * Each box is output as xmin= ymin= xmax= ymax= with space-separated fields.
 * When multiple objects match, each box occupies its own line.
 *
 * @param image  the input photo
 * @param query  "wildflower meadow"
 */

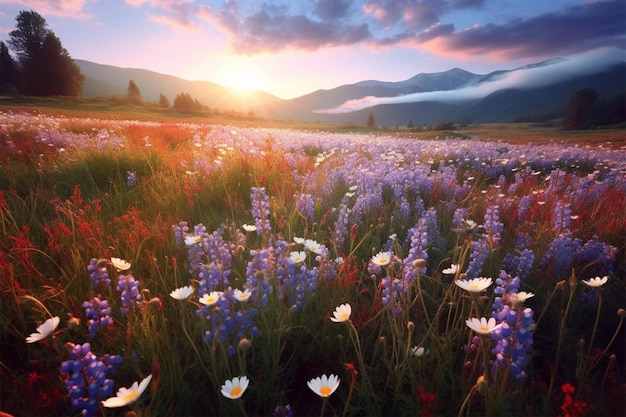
xmin=0 ymin=110 xmax=624 ymax=416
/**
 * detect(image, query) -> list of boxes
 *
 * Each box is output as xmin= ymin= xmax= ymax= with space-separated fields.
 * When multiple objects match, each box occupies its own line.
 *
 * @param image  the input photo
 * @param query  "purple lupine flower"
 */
xmin=126 ymin=171 xmax=137 ymax=187
xmin=87 ymin=258 xmax=110 ymax=289
xmin=452 ymin=208 xmax=468 ymax=229
xmin=491 ymin=271 xmax=535 ymax=381
xmin=516 ymin=195 xmax=533 ymax=222
xmin=274 ymin=404 xmax=294 ymax=417
xmin=60 ymin=343 xmax=122 ymax=417
xmin=332 ymin=201 xmax=351 ymax=249
xmin=251 ymin=187 xmax=272 ymax=237
xmin=484 ymin=205 xmax=503 ymax=246
xmin=540 ymin=230 xmax=582 ymax=276
xmin=82 ymin=297 xmax=114 ymax=338
xmin=502 ymin=234 xmax=535 ymax=281
xmin=199 ymin=288 xmax=259 ymax=356
xmin=466 ymin=239 xmax=490 ymax=279
xmin=116 ymin=273 xmax=142 ymax=316
xmin=295 ymin=193 xmax=316 ymax=222
xmin=551 ymin=200 xmax=571 ymax=232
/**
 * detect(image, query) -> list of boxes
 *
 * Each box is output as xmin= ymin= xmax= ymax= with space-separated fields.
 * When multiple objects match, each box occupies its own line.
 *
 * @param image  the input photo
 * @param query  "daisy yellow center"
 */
xmin=379 ymin=258 xmax=388 ymax=263
xmin=208 ymin=297 xmax=216 ymax=302
xmin=340 ymin=313 xmax=349 ymax=320
xmin=320 ymin=386 xmax=331 ymax=395
xmin=238 ymin=294 xmax=246 ymax=299
xmin=469 ymin=284 xmax=478 ymax=289
xmin=230 ymin=387 xmax=242 ymax=397
xmin=122 ymin=391 xmax=138 ymax=402
xmin=480 ymin=326 xmax=489 ymax=332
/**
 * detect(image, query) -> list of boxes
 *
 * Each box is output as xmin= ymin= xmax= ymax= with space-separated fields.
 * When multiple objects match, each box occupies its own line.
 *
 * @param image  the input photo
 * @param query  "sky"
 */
xmin=0 ymin=0 xmax=624 ymax=99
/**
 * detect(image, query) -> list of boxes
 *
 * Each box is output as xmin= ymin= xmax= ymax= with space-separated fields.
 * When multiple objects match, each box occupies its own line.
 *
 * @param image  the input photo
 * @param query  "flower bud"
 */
xmin=413 ymin=258 xmax=427 ymax=268
xmin=617 ymin=308 xmax=626 ymax=318
xmin=407 ymin=321 xmax=415 ymax=331
xmin=476 ymin=375 xmax=488 ymax=395
xmin=67 ymin=313 xmax=81 ymax=331
xmin=238 ymin=338 xmax=252 ymax=353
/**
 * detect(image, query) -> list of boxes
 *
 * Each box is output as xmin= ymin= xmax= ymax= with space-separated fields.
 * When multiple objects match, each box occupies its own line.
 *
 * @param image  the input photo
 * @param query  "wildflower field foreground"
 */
xmin=0 ymin=110 xmax=624 ymax=417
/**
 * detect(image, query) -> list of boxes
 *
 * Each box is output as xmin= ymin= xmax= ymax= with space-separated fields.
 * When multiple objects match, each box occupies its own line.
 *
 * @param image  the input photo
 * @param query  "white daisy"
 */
xmin=101 ymin=374 xmax=152 ymax=408
xmin=307 ymin=374 xmax=340 ymax=398
xmin=169 ymin=285 xmax=195 ymax=300
xmin=26 ymin=316 xmax=60 ymax=343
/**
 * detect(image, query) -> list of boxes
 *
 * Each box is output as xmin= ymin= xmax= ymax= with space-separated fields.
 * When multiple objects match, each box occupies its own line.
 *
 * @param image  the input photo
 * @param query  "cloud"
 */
xmin=315 ymin=47 xmax=626 ymax=113
xmin=120 ymin=0 xmax=624 ymax=59
xmin=225 ymin=3 xmax=372 ymax=54
xmin=314 ymin=0 xmax=354 ymax=20
xmin=413 ymin=0 xmax=626 ymax=60
xmin=0 ymin=0 xmax=90 ymax=18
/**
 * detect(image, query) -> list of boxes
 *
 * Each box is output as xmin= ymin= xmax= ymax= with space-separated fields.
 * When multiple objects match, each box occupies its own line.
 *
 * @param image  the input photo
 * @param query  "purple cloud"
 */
xmin=141 ymin=0 xmax=624 ymax=59
xmin=226 ymin=3 xmax=372 ymax=54
xmin=413 ymin=0 xmax=626 ymax=60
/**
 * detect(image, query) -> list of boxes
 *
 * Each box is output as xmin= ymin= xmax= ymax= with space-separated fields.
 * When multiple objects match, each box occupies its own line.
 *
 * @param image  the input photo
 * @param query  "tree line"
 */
xmin=1 ymin=10 xmax=84 ymax=95
xmin=0 ymin=9 xmax=211 ymax=113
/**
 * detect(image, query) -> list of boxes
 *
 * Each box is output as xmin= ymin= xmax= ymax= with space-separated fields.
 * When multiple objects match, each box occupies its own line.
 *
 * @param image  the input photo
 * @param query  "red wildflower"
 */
xmin=560 ymin=383 xmax=587 ymax=417
xmin=416 ymin=387 xmax=435 ymax=417
xmin=344 ymin=362 xmax=358 ymax=390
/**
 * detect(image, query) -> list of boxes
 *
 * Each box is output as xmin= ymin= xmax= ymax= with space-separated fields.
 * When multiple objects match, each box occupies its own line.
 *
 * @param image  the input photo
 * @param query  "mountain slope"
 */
xmin=75 ymin=59 xmax=283 ymax=114
xmin=76 ymin=58 xmax=625 ymax=126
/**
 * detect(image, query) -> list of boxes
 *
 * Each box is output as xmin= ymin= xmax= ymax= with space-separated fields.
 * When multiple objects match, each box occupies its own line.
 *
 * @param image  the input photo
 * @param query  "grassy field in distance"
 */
xmin=1 ymin=95 xmax=624 ymax=146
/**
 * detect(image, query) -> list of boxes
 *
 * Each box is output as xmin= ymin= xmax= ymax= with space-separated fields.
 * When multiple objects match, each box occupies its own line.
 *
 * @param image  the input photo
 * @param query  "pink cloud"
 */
xmin=0 ymin=0 xmax=90 ymax=18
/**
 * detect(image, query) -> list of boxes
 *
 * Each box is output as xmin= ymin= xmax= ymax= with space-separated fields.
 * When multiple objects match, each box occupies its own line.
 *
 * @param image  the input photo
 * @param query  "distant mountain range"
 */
xmin=75 ymin=58 xmax=625 ymax=126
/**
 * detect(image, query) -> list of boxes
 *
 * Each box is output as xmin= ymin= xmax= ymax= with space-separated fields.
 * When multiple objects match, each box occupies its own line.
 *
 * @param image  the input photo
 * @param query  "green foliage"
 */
xmin=127 ymin=79 xmax=143 ymax=105
xmin=6 ymin=10 xmax=84 ymax=96
xmin=0 ymin=111 xmax=624 ymax=417
xmin=434 ymin=120 xmax=457 ymax=131
xmin=0 ymin=41 xmax=22 ymax=94
xmin=563 ymin=87 xmax=599 ymax=129
xmin=158 ymin=93 xmax=170 ymax=108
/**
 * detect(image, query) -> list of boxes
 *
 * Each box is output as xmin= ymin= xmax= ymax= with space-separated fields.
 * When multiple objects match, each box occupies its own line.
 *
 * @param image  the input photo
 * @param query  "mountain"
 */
xmin=76 ymin=58 xmax=625 ymax=126
xmin=75 ymin=59 xmax=283 ymax=115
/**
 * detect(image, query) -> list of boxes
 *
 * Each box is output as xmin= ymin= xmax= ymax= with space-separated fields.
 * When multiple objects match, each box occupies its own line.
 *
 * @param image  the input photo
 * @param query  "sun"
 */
xmin=222 ymin=70 xmax=261 ymax=93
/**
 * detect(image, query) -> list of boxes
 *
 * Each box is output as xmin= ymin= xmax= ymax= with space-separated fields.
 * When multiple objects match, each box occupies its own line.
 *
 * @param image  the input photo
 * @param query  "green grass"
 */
xmin=0 ymin=101 xmax=624 ymax=417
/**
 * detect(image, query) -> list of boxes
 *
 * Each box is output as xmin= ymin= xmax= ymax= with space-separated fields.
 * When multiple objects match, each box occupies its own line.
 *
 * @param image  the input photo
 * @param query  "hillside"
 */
xmin=76 ymin=59 xmax=626 ymax=126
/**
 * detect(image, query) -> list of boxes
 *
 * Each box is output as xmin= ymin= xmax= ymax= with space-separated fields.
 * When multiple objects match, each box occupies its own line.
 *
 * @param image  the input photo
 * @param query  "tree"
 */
xmin=563 ymin=88 xmax=599 ymax=129
xmin=366 ymin=112 xmax=375 ymax=127
xmin=27 ymin=33 xmax=84 ymax=95
xmin=173 ymin=92 xmax=196 ymax=111
xmin=127 ymin=79 xmax=143 ymax=105
xmin=7 ymin=10 xmax=84 ymax=95
xmin=7 ymin=10 xmax=48 ymax=62
xmin=0 ymin=41 xmax=22 ymax=94
xmin=159 ymin=93 xmax=170 ymax=108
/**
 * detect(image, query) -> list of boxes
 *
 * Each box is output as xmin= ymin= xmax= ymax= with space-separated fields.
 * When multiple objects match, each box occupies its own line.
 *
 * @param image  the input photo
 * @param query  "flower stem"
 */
xmin=236 ymin=398 xmax=248 ymax=417
xmin=320 ymin=397 xmax=328 ymax=417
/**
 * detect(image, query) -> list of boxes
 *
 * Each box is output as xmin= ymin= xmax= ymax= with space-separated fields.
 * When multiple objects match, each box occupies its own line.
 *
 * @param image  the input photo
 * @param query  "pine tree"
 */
xmin=0 ymin=41 xmax=22 ymax=94
xmin=7 ymin=10 xmax=84 ymax=96
xmin=127 ymin=79 xmax=143 ymax=105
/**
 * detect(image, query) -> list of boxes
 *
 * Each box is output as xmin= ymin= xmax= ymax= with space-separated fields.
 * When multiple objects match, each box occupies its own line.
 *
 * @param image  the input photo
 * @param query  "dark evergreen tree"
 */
xmin=127 ymin=79 xmax=143 ymax=105
xmin=366 ymin=112 xmax=375 ymax=127
xmin=173 ymin=92 xmax=195 ymax=110
xmin=563 ymin=88 xmax=599 ymax=129
xmin=158 ymin=93 xmax=170 ymax=108
xmin=0 ymin=41 xmax=22 ymax=94
xmin=7 ymin=10 xmax=84 ymax=96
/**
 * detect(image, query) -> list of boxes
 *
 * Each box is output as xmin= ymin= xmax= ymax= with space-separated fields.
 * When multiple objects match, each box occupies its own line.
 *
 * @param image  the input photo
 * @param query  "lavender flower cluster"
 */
xmin=60 ymin=343 xmax=122 ymax=417
xmin=491 ymin=271 xmax=535 ymax=381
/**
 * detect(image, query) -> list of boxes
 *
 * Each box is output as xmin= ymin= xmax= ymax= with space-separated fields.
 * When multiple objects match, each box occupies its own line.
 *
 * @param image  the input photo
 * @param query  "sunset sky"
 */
xmin=0 ymin=0 xmax=624 ymax=99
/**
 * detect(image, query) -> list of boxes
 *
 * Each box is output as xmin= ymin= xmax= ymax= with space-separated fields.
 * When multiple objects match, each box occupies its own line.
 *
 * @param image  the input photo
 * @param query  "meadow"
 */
xmin=0 ymin=106 xmax=624 ymax=417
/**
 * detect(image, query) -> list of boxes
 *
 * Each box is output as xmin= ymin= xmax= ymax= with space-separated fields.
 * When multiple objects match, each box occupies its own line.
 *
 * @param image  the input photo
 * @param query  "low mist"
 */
xmin=316 ymin=47 xmax=625 ymax=114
